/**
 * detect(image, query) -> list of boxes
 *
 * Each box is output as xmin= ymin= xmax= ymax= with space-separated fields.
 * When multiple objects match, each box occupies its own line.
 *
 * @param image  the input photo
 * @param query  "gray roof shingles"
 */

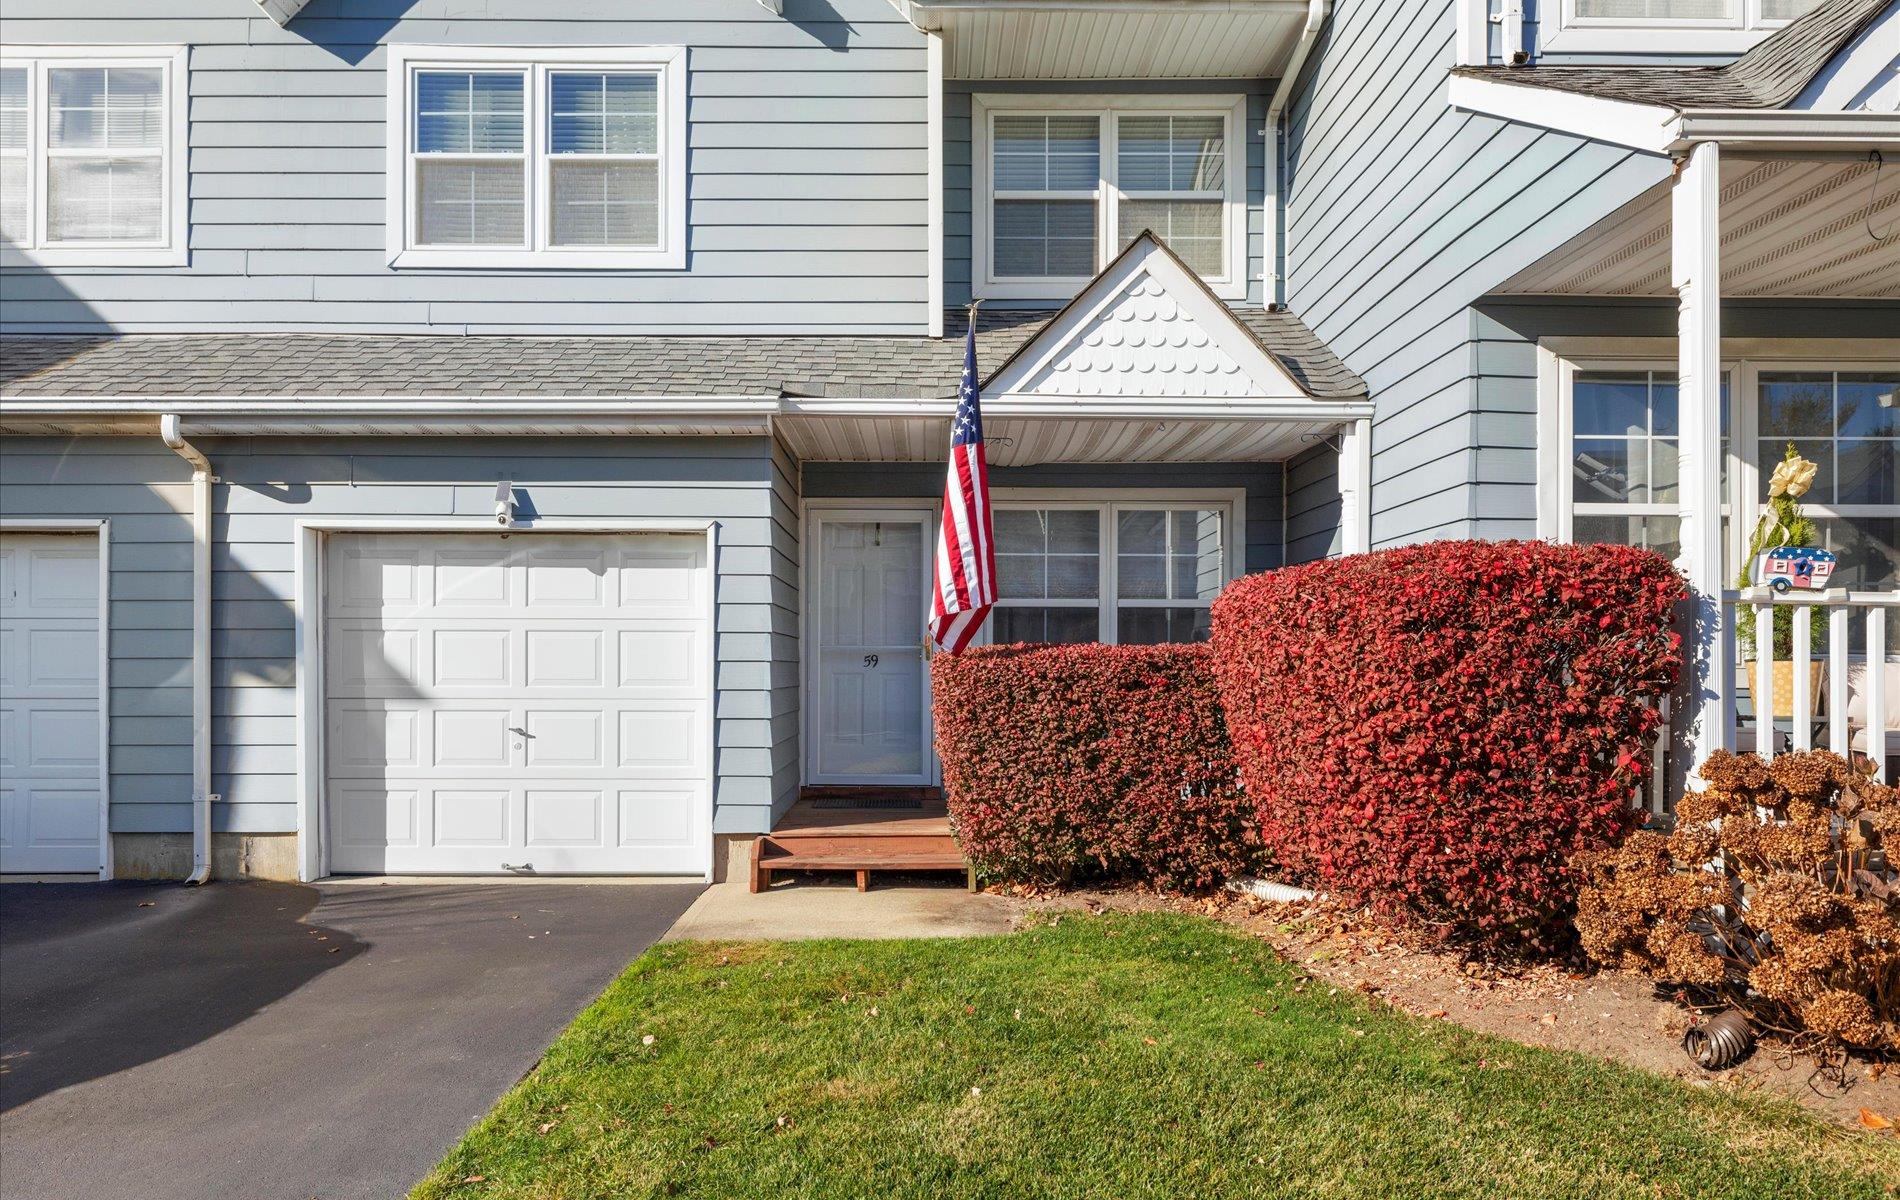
xmin=0 ymin=306 xmax=1367 ymax=402
xmin=1450 ymin=0 xmax=1892 ymax=111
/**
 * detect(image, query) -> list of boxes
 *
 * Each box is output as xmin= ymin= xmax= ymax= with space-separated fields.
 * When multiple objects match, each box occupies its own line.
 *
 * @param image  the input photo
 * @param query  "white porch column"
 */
xmin=1338 ymin=417 xmax=1372 ymax=556
xmin=1672 ymin=141 xmax=1731 ymax=782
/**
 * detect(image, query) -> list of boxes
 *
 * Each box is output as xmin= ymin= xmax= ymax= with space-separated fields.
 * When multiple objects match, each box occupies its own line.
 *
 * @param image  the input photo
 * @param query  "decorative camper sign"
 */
xmin=1758 ymin=546 xmax=1837 ymax=593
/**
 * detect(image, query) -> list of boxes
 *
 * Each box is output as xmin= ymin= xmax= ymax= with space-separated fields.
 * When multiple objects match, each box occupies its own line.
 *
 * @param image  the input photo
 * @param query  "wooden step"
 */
xmin=749 ymin=832 xmax=969 ymax=893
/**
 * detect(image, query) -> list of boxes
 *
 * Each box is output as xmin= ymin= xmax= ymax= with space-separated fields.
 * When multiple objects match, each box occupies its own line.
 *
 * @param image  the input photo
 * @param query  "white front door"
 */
xmin=810 ymin=512 xmax=934 ymax=785
xmin=322 ymin=531 xmax=711 ymax=876
xmin=0 ymin=534 xmax=102 ymax=875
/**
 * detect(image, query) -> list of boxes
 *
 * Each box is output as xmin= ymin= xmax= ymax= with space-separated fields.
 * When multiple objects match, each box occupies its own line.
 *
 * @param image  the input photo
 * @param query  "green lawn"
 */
xmin=414 ymin=913 xmax=1894 ymax=1200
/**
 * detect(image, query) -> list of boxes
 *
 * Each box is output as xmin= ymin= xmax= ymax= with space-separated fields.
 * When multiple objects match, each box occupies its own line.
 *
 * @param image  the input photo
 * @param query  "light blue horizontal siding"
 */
xmin=943 ymin=79 xmax=1271 ymax=310
xmin=1281 ymin=0 xmax=1672 ymax=549
xmin=0 ymin=0 xmax=931 ymax=335
xmin=0 ymin=438 xmax=194 ymax=833
xmin=0 ymin=434 xmax=798 ymax=838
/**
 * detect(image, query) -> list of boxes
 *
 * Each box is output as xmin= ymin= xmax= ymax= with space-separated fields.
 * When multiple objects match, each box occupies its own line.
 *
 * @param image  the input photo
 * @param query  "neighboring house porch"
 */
xmin=1451 ymin=0 xmax=1900 ymax=795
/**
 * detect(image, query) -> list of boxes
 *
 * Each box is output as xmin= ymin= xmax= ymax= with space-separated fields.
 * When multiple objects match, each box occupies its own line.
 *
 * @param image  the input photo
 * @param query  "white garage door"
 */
xmin=323 ymin=532 xmax=711 ymax=876
xmin=0 ymin=534 xmax=102 ymax=875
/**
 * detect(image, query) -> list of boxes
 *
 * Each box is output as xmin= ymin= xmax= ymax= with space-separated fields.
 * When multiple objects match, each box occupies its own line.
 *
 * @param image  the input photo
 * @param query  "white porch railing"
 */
xmin=1726 ymin=587 xmax=1897 ymax=779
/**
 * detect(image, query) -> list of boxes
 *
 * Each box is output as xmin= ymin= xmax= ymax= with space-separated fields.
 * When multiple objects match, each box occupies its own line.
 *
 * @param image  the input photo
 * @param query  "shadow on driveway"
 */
xmin=0 ymin=878 xmax=702 ymax=1200
xmin=1 ymin=881 xmax=364 ymax=1111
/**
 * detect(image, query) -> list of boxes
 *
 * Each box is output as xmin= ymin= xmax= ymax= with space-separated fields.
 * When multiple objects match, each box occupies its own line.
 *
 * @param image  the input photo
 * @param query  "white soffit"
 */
xmin=1497 ymin=154 xmax=1900 ymax=298
xmin=774 ymin=415 xmax=1338 ymax=464
xmin=890 ymin=0 xmax=1310 ymax=79
xmin=986 ymin=233 xmax=1314 ymax=402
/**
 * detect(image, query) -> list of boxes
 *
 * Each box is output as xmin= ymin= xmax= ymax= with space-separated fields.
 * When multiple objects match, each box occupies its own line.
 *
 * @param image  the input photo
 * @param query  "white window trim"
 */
xmin=1540 ymin=0 xmax=1806 ymax=55
xmin=1538 ymin=347 xmax=1900 ymax=580
xmin=984 ymin=489 xmax=1245 ymax=645
xmin=971 ymin=93 xmax=1249 ymax=302
xmin=384 ymin=45 xmax=687 ymax=270
xmin=0 ymin=45 xmax=189 ymax=268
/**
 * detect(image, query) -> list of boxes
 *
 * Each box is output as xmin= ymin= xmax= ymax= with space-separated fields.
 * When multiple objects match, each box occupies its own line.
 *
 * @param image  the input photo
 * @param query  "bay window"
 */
xmin=974 ymin=95 xmax=1247 ymax=300
xmin=0 ymin=47 xmax=187 ymax=266
xmin=988 ymin=497 xmax=1238 ymax=646
xmin=386 ymin=46 xmax=685 ymax=269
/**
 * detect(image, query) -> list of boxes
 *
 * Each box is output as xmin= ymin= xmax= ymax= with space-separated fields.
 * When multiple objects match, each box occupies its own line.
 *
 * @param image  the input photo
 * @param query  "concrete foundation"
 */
xmin=110 ymin=833 xmax=301 ymax=881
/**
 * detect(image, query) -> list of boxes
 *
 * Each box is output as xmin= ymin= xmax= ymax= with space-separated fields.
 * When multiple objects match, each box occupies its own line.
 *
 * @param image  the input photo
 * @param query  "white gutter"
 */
xmin=160 ymin=414 xmax=215 ymax=885
xmin=1263 ymin=0 xmax=1330 ymax=306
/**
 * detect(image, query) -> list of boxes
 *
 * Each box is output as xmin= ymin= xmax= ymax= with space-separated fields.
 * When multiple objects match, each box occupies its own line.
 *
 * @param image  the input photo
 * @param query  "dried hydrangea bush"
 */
xmin=1574 ymin=750 xmax=1899 ymax=1050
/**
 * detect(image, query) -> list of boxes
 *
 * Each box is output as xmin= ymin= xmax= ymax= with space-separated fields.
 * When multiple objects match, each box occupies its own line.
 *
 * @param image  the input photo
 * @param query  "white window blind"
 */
xmin=991 ymin=115 xmax=1099 ymax=279
xmin=548 ymin=71 xmax=659 ymax=248
xmin=0 ymin=68 xmax=26 ymax=246
xmin=413 ymin=71 xmax=525 ymax=247
xmin=1115 ymin=115 xmax=1225 ymax=277
xmin=45 ymin=65 xmax=164 ymax=244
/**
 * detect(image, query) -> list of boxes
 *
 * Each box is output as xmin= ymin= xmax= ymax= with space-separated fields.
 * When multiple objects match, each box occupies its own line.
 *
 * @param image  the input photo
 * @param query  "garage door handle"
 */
xmin=501 ymin=862 xmax=534 ymax=873
xmin=507 ymin=726 xmax=533 ymax=738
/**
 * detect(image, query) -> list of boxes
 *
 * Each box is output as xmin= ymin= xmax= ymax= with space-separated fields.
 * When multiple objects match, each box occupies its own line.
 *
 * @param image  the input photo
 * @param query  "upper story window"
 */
xmin=385 ymin=46 xmax=685 ymax=270
xmin=973 ymin=95 xmax=1247 ymax=301
xmin=0 ymin=47 xmax=188 ymax=267
xmin=1544 ymin=0 xmax=1822 ymax=54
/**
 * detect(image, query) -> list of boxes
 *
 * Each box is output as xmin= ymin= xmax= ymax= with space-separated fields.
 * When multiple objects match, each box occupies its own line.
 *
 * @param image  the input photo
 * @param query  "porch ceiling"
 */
xmin=1497 ymin=154 xmax=1900 ymax=298
xmin=891 ymin=0 xmax=1311 ymax=79
xmin=774 ymin=414 xmax=1340 ymax=464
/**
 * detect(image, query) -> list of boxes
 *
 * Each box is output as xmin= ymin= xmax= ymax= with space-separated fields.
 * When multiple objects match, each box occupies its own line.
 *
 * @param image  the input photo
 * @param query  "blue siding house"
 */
xmin=0 ymin=0 xmax=1893 ymax=881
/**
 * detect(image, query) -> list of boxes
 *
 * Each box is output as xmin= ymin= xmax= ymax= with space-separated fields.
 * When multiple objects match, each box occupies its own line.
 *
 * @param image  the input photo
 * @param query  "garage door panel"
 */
xmin=0 ymin=534 xmax=101 ymax=874
xmin=526 ymin=629 xmax=606 ymax=688
xmin=433 ymin=787 xmax=512 ymax=848
xmin=331 ymin=785 xmax=420 ymax=853
xmin=617 ymin=544 xmax=703 ymax=615
xmin=619 ymin=787 xmax=699 ymax=847
xmin=327 ymin=626 xmax=420 ymax=691
xmin=618 ymin=626 xmax=704 ymax=693
xmin=524 ymin=709 xmax=605 ymax=768
xmin=526 ymin=544 xmax=611 ymax=607
xmin=323 ymin=532 xmax=709 ymax=875
xmin=326 ymin=702 xmax=420 ymax=773
xmin=25 ymin=706 xmax=100 ymax=771
xmin=432 ymin=628 xmax=514 ymax=689
xmin=526 ymin=788 xmax=604 ymax=847
xmin=435 ymin=551 xmax=513 ymax=609
xmin=432 ymin=709 xmax=513 ymax=770
xmin=618 ymin=707 xmax=707 ymax=775
xmin=326 ymin=542 xmax=422 ymax=613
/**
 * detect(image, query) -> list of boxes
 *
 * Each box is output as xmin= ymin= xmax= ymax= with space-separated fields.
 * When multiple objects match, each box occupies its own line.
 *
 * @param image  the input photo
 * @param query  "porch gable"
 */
xmin=984 ymin=233 xmax=1315 ymax=404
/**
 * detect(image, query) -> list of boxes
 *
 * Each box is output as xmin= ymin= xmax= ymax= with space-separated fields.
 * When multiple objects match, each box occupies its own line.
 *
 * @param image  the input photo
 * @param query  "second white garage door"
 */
xmin=323 ymin=532 xmax=710 ymax=876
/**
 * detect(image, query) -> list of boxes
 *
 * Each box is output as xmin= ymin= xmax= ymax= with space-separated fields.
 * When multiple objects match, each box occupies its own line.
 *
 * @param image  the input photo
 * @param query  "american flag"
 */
xmin=928 ymin=312 xmax=996 ymax=655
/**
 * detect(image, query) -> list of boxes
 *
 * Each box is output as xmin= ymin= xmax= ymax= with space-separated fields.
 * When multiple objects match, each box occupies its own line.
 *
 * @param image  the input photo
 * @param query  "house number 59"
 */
xmin=863 ymin=654 xmax=879 ymax=669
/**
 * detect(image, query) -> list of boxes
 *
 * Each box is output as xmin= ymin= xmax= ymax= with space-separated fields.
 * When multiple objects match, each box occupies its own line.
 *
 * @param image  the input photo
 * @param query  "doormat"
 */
xmin=811 ymin=796 xmax=926 ymax=811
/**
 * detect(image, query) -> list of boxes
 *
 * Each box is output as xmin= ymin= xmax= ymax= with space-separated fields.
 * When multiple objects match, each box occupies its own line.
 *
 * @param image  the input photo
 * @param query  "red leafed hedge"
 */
xmin=1209 ymin=539 xmax=1685 ymax=953
xmin=933 ymin=643 xmax=1258 ymax=890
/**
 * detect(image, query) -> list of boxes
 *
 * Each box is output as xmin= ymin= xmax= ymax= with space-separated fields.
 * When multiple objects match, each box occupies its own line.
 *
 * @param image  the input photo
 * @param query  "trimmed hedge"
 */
xmin=1209 ymin=540 xmax=1685 ymax=953
xmin=933 ymin=643 xmax=1257 ymax=890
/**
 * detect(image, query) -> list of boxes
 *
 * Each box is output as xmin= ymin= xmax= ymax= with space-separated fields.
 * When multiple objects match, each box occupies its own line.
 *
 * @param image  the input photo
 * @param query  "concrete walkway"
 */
xmin=0 ymin=878 xmax=700 ymax=1200
xmin=663 ymin=874 xmax=1015 ymax=942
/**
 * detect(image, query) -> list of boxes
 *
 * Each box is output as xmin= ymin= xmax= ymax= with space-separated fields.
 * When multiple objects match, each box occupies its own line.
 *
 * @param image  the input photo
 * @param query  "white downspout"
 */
xmin=1263 ymin=0 xmax=1330 ymax=308
xmin=161 ymin=414 xmax=215 ymax=885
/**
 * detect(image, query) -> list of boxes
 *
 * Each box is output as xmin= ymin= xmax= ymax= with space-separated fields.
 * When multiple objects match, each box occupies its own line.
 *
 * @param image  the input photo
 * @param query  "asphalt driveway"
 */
xmin=0 ymin=878 xmax=702 ymax=1200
